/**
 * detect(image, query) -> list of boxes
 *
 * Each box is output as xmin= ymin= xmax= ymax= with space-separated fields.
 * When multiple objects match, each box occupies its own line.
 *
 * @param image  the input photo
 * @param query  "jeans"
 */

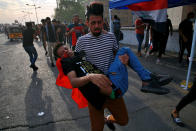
xmin=109 ymin=47 xmax=151 ymax=97
xmin=24 ymin=46 xmax=38 ymax=65
xmin=136 ymin=33 xmax=144 ymax=52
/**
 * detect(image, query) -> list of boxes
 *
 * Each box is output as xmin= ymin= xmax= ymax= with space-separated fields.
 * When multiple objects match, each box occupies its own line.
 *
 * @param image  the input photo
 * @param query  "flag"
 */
xmin=127 ymin=0 xmax=168 ymax=23
xmin=56 ymin=58 xmax=88 ymax=109
xmin=109 ymin=0 xmax=152 ymax=9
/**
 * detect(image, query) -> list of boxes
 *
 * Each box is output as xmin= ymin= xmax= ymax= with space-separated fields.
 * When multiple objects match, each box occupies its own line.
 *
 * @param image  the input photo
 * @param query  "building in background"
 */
xmin=95 ymin=0 xmax=196 ymax=28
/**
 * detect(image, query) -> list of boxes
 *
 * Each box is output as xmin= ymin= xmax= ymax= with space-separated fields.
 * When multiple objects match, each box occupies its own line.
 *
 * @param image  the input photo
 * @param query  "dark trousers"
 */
xmin=88 ymin=97 xmax=128 ymax=131
xmin=176 ymin=78 xmax=196 ymax=112
xmin=114 ymin=31 xmax=120 ymax=45
xmin=150 ymin=30 xmax=166 ymax=58
xmin=24 ymin=46 xmax=38 ymax=66
xmin=136 ymin=33 xmax=144 ymax=52
xmin=162 ymin=33 xmax=169 ymax=54
xmin=179 ymin=36 xmax=192 ymax=64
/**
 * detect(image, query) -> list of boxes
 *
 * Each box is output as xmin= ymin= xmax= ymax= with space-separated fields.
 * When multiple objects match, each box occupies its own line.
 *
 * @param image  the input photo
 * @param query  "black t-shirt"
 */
xmin=179 ymin=19 xmax=193 ymax=39
xmin=22 ymin=28 xmax=35 ymax=47
xmin=47 ymin=24 xmax=56 ymax=42
xmin=61 ymin=57 xmax=106 ymax=110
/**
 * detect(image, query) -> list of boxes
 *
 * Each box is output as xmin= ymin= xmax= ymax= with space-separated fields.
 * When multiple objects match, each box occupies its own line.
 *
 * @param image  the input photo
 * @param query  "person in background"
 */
xmin=113 ymin=15 xmax=121 ymax=45
xmin=67 ymin=14 xmax=84 ymax=51
xmin=56 ymin=21 xmax=64 ymax=44
xmin=40 ymin=19 xmax=48 ymax=55
xmin=103 ymin=18 xmax=109 ymax=31
xmin=171 ymin=75 xmax=196 ymax=127
xmin=178 ymin=12 xmax=195 ymax=65
xmin=162 ymin=15 xmax=173 ymax=55
xmin=22 ymin=22 xmax=38 ymax=71
xmin=80 ymin=18 xmax=89 ymax=34
xmin=135 ymin=17 xmax=145 ymax=57
xmin=44 ymin=17 xmax=56 ymax=67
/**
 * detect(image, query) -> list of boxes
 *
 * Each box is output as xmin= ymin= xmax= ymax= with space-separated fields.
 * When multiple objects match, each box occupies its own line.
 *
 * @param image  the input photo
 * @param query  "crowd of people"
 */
xmin=20 ymin=1 xmax=196 ymax=130
xmin=134 ymin=12 xmax=195 ymax=66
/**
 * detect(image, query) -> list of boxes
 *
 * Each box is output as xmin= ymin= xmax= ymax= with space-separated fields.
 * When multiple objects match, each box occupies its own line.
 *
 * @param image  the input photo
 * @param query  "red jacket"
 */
xmin=56 ymin=58 xmax=88 ymax=108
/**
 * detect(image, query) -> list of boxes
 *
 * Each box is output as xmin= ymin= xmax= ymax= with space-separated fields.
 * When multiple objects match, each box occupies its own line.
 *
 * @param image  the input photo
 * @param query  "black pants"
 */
xmin=179 ymin=36 xmax=192 ymax=64
xmin=150 ymin=30 xmax=166 ymax=58
xmin=176 ymin=78 xmax=196 ymax=112
xmin=162 ymin=33 xmax=169 ymax=54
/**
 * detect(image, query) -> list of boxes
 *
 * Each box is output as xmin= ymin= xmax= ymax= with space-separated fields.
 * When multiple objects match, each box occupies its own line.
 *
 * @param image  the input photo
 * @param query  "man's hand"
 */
xmin=70 ymin=28 xmax=75 ymax=33
xmin=182 ymin=35 xmax=188 ymax=43
xmin=88 ymin=74 xmax=112 ymax=89
xmin=119 ymin=54 xmax=129 ymax=65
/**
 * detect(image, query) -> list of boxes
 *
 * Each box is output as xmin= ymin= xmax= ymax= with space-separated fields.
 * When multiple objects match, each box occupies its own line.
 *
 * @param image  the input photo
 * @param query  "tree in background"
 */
xmin=54 ymin=0 xmax=90 ymax=24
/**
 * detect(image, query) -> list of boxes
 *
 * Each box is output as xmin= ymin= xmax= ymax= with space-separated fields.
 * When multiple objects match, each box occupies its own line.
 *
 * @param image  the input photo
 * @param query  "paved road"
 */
xmin=0 ymin=33 xmax=196 ymax=131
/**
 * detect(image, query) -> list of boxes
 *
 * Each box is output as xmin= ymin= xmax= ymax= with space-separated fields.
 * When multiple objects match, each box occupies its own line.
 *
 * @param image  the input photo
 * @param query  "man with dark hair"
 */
xmin=23 ymin=22 xmax=38 ymax=71
xmin=179 ymin=12 xmax=195 ymax=65
xmin=40 ymin=19 xmax=48 ymax=55
xmin=44 ymin=17 xmax=56 ymax=67
xmin=67 ymin=14 xmax=84 ymax=51
xmin=64 ymin=2 xmax=172 ymax=130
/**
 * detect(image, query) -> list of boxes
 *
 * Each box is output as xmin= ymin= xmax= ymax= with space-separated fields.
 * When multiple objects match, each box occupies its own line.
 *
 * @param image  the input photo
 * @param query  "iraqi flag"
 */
xmin=127 ymin=0 xmax=168 ymax=23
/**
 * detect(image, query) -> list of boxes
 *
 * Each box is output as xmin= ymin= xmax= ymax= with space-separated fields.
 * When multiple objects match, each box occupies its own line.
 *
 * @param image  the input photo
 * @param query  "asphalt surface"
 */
xmin=0 ymin=33 xmax=196 ymax=131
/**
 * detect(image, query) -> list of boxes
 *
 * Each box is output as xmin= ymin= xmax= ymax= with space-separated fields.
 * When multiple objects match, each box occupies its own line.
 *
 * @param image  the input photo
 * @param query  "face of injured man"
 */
xmin=57 ymin=46 xmax=73 ymax=58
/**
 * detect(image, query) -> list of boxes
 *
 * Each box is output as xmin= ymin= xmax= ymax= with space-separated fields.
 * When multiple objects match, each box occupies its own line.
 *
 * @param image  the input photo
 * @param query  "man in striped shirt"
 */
xmin=75 ymin=2 xmax=128 ymax=130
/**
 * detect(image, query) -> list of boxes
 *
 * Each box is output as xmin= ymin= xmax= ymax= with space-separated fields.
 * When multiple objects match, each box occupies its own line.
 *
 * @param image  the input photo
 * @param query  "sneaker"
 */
xmin=141 ymin=79 xmax=170 ymax=95
xmin=33 ymin=66 xmax=38 ymax=71
xmin=30 ymin=64 xmax=38 ymax=71
xmin=171 ymin=110 xmax=184 ymax=127
xmin=105 ymin=115 xmax=116 ymax=131
xmin=150 ymin=73 xmax=173 ymax=86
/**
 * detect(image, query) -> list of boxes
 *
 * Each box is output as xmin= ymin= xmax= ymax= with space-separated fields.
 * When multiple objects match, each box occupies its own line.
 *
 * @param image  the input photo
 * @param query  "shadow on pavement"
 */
xmin=25 ymin=72 xmax=56 ymax=131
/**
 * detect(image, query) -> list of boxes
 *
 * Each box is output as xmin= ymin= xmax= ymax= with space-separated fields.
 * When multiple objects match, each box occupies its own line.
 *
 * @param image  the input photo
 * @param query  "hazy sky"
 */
xmin=0 ymin=0 xmax=56 ymax=24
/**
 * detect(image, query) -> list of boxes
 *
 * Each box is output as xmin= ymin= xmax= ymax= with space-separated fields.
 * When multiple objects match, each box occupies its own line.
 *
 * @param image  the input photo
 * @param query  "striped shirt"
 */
xmin=75 ymin=32 xmax=119 ymax=74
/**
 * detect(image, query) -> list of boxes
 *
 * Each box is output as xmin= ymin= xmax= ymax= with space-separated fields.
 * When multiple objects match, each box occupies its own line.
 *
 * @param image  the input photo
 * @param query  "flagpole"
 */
xmin=109 ymin=9 xmax=113 ymax=32
xmin=185 ymin=20 xmax=196 ymax=90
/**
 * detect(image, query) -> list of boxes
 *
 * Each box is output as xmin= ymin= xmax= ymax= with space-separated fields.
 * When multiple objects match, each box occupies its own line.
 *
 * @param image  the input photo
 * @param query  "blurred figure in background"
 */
xmin=179 ymin=12 xmax=195 ymax=65
xmin=135 ymin=17 xmax=145 ymax=57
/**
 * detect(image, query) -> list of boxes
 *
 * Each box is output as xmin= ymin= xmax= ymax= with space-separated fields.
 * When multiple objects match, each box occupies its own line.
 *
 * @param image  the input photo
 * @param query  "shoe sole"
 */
xmin=159 ymin=78 xmax=173 ymax=86
xmin=141 ymin=87 xmax=169 ymax=95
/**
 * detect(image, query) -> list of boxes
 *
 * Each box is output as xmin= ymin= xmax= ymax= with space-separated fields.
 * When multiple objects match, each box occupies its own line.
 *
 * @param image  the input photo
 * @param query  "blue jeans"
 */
xmin=136 ymin=34 xmax=144 ymax=52
xmin=108 ymin=47 xmax=151 ymax=97
xmin=24 ymin=46 xmax=38 ymax=65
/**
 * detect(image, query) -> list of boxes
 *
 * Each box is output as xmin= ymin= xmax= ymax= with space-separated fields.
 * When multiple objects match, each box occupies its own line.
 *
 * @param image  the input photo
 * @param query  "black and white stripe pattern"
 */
xmin=75 ymin=32 xmax=119 ymax=74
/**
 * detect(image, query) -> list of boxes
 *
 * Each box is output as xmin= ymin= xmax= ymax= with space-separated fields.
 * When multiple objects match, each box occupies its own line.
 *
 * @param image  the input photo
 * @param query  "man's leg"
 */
xmin=124 ymin=47 xmax=151 ymax=81
xmin=24 ymin=46 xmax=34 ymax=65
xmin=171 ymin=79 xmax=196 ymax=126
xmin=105 ymin=97 xmax=129 ymax=125
xmin=179 ymin=40 xmax=185 ymax=63
xmin=88 ymin=103 xmax=105 ymax=131
xmin=48 ymin=42 xmax=55 ymax=66
xmin=31 ymin=46 xmax=38 ymax=65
